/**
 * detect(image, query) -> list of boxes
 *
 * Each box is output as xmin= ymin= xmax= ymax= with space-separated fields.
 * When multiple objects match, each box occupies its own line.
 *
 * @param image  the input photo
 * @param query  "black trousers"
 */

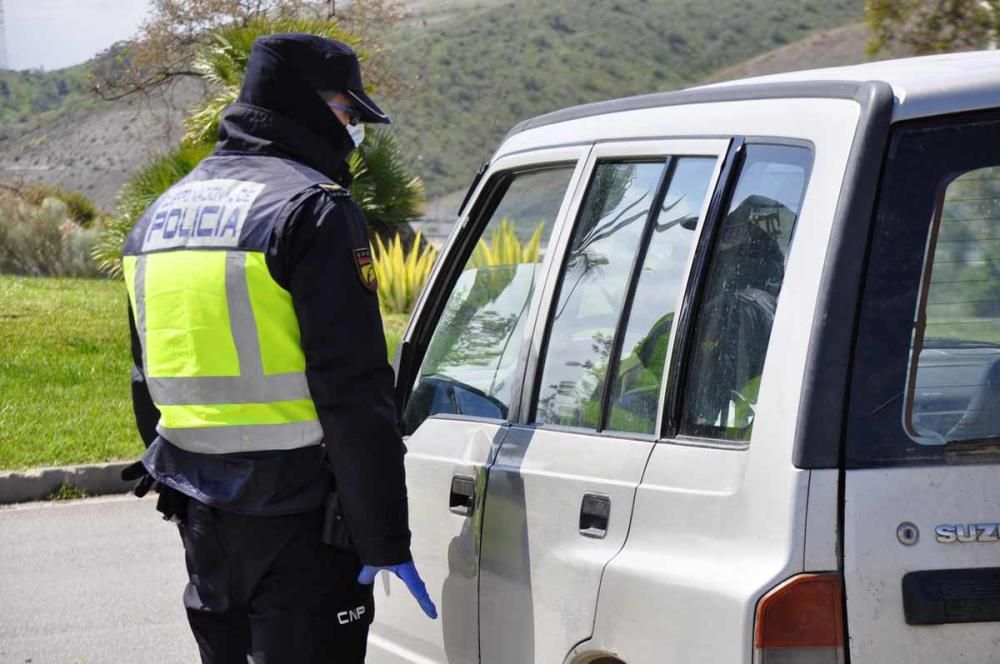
xmin=179 ymin=500 xmax=374 ymax=664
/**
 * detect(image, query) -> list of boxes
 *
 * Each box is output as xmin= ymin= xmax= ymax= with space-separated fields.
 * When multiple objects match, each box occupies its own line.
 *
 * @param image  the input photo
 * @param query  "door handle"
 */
xmin=579 ymin=493 xmax=611 ymax=539
xmin=449 ymin=475 xmax=476 ymax=517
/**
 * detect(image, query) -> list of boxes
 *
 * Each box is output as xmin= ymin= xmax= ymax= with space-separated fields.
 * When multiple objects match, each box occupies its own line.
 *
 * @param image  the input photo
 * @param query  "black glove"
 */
xmin=121 ymin=460 xmax=155 ymax=497
xmin=120 ymin=460 xmax=188 ymax=524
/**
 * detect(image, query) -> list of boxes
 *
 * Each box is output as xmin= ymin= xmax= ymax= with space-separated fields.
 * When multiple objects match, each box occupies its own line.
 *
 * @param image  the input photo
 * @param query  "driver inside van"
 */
xmin=670 ymin=194 xmax=790 ymax=436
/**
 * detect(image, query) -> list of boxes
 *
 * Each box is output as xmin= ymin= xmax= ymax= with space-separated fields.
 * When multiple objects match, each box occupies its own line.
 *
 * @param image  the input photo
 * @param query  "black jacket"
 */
xmin=129 ymin=38 xmax=411 ymax=567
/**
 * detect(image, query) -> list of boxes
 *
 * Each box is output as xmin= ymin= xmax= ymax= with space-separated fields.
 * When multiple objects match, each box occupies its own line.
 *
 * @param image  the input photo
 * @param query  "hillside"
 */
xmin=705 ymin=22 xmax=912 ymax=83
xmin=0 ymin=0 xmax=866 ymax=212
xmin=0 ymin=78 xmax=204 ymax=210
xmin=386 ymin=0 xmax=864 ymax=200
xmin=0 ymin=65 xmax=91 ymax=125
xmin=402 ymin=0 xmax=500 ymax=25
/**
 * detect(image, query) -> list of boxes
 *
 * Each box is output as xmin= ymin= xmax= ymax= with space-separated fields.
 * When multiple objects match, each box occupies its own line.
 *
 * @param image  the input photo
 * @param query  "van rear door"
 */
xmin=844 ymin=110 xmax=1000 ymax=662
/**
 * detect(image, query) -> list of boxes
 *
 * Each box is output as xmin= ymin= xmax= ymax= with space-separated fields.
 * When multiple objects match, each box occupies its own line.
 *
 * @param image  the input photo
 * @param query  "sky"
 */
xmin=6 ymin=0 xmax=153 ymax=71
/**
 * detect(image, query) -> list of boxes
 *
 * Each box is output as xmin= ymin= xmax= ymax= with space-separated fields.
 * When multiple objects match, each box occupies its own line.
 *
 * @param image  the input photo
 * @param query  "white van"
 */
xmin=369 ymin=51 xmax=1000 ymax=664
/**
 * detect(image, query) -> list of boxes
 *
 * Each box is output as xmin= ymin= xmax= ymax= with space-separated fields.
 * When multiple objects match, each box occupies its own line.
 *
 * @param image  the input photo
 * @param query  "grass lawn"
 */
xmin=0 ymin=275 xmax=410 ymax=471
xmin=0 ymin=275 xmax=138 ymax=470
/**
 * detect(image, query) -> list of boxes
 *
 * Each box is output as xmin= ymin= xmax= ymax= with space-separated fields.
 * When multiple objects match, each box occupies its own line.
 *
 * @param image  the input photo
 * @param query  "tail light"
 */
xmin=754 ymin=573 xmax=845 ymax=664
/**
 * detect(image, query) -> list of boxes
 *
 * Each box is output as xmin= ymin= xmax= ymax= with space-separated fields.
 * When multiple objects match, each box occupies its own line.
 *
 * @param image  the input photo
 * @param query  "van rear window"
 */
xmin=848 ymin=112 xmax=1000 ymax=467
xmin=906 ymin=167 xmax=1000 ymax=445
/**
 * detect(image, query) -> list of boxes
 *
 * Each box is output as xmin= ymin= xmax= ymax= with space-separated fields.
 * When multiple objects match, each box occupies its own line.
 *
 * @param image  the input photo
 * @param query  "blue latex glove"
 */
xmin=358 ymin=560 xmax=438 ymax=619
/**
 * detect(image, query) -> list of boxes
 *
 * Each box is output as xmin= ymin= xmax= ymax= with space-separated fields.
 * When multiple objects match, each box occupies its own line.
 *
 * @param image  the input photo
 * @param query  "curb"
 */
xmin=0 ymin=462 xmax=133 ymax=504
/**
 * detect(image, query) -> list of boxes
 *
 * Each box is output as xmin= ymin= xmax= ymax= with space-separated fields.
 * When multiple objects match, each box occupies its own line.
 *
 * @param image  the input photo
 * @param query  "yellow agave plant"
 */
xmin=469 ymin=218 xmax=545 ymax=268
xmin=372 ymin=231 xmax=438 ymax=315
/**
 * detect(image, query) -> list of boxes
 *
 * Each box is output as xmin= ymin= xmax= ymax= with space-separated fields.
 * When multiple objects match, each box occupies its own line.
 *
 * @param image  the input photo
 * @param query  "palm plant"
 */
xmin=349 ymin=128 xmax=426 ymax=236
xmin=183 ymin=17 xmax=360 ymax=148
xmin=95 ymin=16 xmax=425 ymax=282
xmin=92 ymin=143 xmax=213 ymax=278
xmin=186 ymin=17 xmax=423 ymax=235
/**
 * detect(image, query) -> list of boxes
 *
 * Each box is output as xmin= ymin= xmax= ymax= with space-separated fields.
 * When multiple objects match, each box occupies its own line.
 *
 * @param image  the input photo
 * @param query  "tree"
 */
xmin=90 ymin=0 xmax=406 ymax=101
xmin=866 ymin=0 xmax=1000 ymax=56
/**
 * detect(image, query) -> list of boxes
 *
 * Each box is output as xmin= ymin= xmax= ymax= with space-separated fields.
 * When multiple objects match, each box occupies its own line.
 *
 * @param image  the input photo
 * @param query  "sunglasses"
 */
xmin=327 ymin=101 xmax=362 ymax=126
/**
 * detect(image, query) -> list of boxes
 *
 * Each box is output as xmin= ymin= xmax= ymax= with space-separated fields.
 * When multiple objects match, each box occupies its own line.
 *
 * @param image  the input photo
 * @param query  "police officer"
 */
xmin=120 ymin=34 xmax=437 ymax=663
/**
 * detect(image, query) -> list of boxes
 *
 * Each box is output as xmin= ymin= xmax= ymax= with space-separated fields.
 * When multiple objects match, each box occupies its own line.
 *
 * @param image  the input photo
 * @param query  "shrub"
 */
xmin=382 ymin=313 xmax=409 ymax=361
xmin=0 ymin=193 xmax=104 ymax=277
xmin=372 ymin=231 xmax=438 ymax=315
xmin=57 ymin=189 xmax=100 ymax=226
xmin=20 ymin=185 xmax=100 ymax=226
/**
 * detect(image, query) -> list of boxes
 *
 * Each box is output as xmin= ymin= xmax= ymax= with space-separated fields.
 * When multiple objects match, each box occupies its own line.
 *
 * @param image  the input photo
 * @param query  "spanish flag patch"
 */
xmin=353 ymin=247 xmax=378 ymax=293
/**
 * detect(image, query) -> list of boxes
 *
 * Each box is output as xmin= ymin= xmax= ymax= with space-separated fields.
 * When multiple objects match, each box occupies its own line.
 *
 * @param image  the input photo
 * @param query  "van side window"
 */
xmin=907 ymin=167 xmax=1000 ymax=444
xmin=535 ymin=161 xmax=667 ymax=429
xmin=680 ymin=144 xmax=812 ymax=442
xmin=402 ymin=168 xmax=571 ymax=433
xmin=607 ymin=157 xmax=716 ymax=434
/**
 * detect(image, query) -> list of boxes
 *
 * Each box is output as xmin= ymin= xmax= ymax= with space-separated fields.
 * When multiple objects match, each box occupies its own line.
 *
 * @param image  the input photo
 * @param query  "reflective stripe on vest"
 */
xmin=123 ymin=249 xmax=321 ymax=454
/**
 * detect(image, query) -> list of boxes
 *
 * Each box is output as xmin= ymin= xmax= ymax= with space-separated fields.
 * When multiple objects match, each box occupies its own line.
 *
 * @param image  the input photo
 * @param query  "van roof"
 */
xmin=508 ymin=51 xmax=1000 ymax=138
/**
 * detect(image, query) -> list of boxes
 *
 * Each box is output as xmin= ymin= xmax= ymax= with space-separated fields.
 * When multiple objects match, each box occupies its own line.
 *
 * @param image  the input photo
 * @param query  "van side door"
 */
xmin=366 ymin=146 xmax=591 ymax=664
xmin=477 ymin=139 xmax=728 ymax=663
xmin=844 ymin=111 xmax=1000 ymax=662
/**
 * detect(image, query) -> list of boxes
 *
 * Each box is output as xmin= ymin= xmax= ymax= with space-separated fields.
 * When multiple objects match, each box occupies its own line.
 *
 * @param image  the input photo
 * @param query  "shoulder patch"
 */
xmin=352 ymin=247 xmax=378 ymax=293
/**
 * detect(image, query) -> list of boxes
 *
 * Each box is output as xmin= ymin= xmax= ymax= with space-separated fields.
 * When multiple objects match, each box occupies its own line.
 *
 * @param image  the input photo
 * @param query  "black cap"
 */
xmin=253 ymin=33 xmax=391 ymax=124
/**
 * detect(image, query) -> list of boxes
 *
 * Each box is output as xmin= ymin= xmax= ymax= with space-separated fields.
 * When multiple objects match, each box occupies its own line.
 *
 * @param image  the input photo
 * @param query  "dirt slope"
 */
xmin=0 ymin=79 xmax=204 ymax=211
xmin=705 ymin=22 xmax=911 ymax=83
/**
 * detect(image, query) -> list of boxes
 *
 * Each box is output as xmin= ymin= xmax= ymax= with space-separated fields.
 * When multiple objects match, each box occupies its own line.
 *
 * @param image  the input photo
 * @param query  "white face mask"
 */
xmin=346 ymin=123 xmax=365 ymax=147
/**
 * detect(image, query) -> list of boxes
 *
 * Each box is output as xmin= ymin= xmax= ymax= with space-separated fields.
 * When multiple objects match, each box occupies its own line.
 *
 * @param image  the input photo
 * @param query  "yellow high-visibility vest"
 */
xmin=122 ymin=175 xmax=325 ymax=455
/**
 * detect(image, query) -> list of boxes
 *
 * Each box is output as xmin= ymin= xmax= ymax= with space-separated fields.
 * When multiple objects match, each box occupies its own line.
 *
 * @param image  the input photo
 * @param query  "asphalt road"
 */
xmin=0 ymin=495 xmax=199 ymax=664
